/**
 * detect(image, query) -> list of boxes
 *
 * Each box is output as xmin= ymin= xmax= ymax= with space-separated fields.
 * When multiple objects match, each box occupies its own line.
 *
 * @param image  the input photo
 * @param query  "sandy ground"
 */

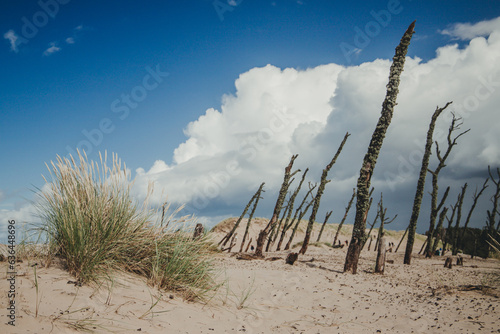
xmin=1 ymin=219 xmax=499 ymax=333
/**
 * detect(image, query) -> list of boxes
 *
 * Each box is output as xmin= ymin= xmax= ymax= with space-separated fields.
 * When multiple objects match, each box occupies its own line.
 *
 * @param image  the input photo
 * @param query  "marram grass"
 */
xmin=35 ymin=151 xmax=217 ymax=300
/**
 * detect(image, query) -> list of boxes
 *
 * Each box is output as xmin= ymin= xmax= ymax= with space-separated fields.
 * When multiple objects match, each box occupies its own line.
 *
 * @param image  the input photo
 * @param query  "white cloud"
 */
xmin=65 ymin=37 xmax=75 ymax=44
xmin=440 ymin=16 xmax=500 ymax=40
xmin=43 ymin=42 xmax=61 ymax=56
xmin=134 ymin=17 xmax=500 ymax=231
xmin=4 ymin=30 xmax=20 ymax=52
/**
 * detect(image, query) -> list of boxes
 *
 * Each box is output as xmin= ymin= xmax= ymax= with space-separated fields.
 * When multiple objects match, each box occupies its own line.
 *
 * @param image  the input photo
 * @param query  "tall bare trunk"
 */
xmin=344 ymin=21 xmax=416 ymax=274
xmin=424 ymin=114 xmax=469 ymax=258
xmin=403 ymin=102 xmax=451 ymax=264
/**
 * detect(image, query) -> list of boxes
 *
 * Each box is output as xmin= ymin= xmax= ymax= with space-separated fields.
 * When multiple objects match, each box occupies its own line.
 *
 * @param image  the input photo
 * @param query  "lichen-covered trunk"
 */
xmin=344 ymin=21 xmax=415 ymax=274
xmin=404 ymin=103 xmax=451 ymax=264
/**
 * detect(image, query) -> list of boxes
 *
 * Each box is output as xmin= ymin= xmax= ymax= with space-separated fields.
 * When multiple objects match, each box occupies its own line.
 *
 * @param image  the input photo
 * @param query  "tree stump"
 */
xmin=444 ymin=256 xmax=453 ymax=269
xmin=375 ymin=235 xmax=386 ymax=274
xmin=286 ymin=252 xmax=299 ymax=265
xmin=193 ymin=223 xmax=204 ymax=239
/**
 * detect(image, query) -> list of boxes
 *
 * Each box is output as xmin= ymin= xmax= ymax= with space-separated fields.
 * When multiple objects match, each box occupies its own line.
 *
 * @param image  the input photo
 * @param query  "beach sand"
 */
xmin=1 ymin=219 xmax=499 ymax=333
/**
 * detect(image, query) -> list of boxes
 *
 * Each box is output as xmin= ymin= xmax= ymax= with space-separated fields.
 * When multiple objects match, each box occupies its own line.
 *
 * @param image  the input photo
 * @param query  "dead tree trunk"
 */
xmin=431 ymin=207 xmax=448 ymax=255
xmin=404 ymin=102 xmax=452 ymax=265
xmin=487 ymin=166 xmax=500 ymax=232
xmin=255 ymin=155 xmax=299 ymax=257
xmin=452 ymin=183 xmax=468 ymax=255
xmin=425 ymin=186 xmax=450 ymax=258
xmin=193 ymin=223 xmax=204 ymax=240
xmin=395 ymin=224 xmax=409 ymax=253
xmin=266 ymin=199 xmax=290 ymax=252
xmin=222 ymin=233 xmax=238 ymax=252
xmin=459 ymin=179 xmax=488 ymax=251
xmin=333 ymin=188 xmax=356 ymax=246
xmin=375 ymin=234 xmax=386 ymax=274
xmin=317 ymin=211 xmax=333 ymax=242
xmin=300 ymin=133 xmax=350 ymax=255
xmin=418 ymin=238 xmax=427 ymax=255
xmin=344 ymin=21 xmax=415 ymax=274
xmin=444 ymin=257 xmax=453 ymax=269
xmin=374 ymin=193 xmax=396 ymax=253
xmin=284 ymin=183 xmax=317 ymax=250
xmin=275 ymin=169 xmax=309 ymax=251
xmin=244 ymin=238 xmax=253 ymax=252
xmin=361 ymin=189 xmax=379 ymax=251
xmin=424 ymin=114 xmax=469 ymax=258
xmin=442 ymin=200 xmax=458 ymax=256
xmin=221 ymin=184 xmax=263 ymax=248
xmin=239 ymin=183 xmax=265 ymax=252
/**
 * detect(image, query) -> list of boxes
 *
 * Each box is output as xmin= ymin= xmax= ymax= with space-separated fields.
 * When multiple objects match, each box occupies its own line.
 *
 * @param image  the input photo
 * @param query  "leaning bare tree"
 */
xmin=239 ymin=182 xmax=265 ymax=252
xmin=374 ymin=194 xmax=396 ymax=274
xmin=424 ymin=114 xmax=469 ymax=257
xmin=458 ymin=178 xmax=488 ymax=251
xmin=451 ymin=183 xmax=468 ymax=255
xmin=344 ymin=21 xmax=416 ymax=274
xmin=431 ymin=206 xmax=449 ymax=255
xmin=332 ymin=188 xmax=356 ymax=247
xmin=255 ymin=155 xmax=299 ymax=257
xmin=300 ymin=132 xmax=350 ymax=255
xmin=403 ymin=102 xmax=452 ymax=265
xmin=284 ymin=183 xmax=317 ymax=250
xmin=220 ymin=182 xmax=265 ymax=248
xmin=424 ymin=186 xmax=450 ymax=258
xmin=316 ymin=210 xmax=333 ymax=243
xmin=275 ymin=168 xmax=309 ymax=251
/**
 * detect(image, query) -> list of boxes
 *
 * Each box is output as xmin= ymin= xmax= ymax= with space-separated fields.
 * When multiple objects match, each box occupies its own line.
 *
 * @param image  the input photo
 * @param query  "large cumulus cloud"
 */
xmin=133 ymin=18 xmax=500 ymax=230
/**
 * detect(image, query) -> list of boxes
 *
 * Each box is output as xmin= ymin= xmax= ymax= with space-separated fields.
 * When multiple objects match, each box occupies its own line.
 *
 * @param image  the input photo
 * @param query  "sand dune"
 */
xmin=1 ymin=219 xmax=499 ymax=333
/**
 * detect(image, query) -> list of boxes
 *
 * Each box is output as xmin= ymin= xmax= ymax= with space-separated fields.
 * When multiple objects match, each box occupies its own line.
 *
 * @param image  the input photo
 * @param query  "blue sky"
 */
xmin=1 ymin=0 xmax=500 ymax=241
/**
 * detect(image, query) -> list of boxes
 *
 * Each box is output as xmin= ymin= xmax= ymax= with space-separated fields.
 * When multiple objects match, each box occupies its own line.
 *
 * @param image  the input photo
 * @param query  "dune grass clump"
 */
xmin=35 ymin=151 xmax=216 ymax=300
